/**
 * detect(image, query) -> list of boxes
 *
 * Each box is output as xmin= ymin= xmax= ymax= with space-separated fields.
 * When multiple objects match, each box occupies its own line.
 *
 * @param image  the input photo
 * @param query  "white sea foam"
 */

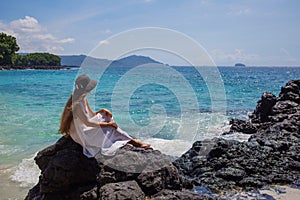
xmin=128 ymin=111 xmax=230 ymax=141
xmin=220 ymin=132 xmax=251 ymax=142
xmin=5 ymin=154 xmax=40 ymax=187
xmin=144 ymin=138 xmax=193 ymax=157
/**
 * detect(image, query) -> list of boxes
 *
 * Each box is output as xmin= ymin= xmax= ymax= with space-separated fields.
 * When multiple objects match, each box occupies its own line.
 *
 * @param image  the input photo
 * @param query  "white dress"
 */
xmin=70 ymin=98 xmax=132 ymax=157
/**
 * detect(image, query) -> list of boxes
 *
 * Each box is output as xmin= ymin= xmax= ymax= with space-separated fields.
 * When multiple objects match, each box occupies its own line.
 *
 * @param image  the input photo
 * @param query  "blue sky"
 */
xmin=0 ymin=0 xmax=299 ymax=66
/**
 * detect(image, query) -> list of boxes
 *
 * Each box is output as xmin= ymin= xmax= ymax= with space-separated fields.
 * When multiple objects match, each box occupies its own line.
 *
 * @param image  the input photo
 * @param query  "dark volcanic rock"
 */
xmin=215 ymin=167 xmax=246 ymax=181
xmin=228 ymin=119 xmax=257 ymax=134
xmin=25 ymin=137 xmax=197 ymax=199
xmin=137 ymin=162 xmax=182 ymax=196
xmin=35 ymin=137 xmax=99 ymax=193
xmin=99 ymin=181 xmax=145 ymax=200
xmin=151 ymin=189 xmax=217 ymax=200
xmin=249 ymin=91 xmax=277 ymax=123
xmin=174 ymin=80 xmax=300 ymax=192
xmin=96 ymin=145 xmax=182 ymax=196
xmin=80 ymin=186 xmax=98 ymax=200
xmin=278 ymin=80 xmax=300 ymax=103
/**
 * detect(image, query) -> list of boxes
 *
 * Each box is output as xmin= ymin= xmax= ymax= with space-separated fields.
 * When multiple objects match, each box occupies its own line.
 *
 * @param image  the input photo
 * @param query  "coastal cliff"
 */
xmin=26 ymin=80 xmax=300 ymax=199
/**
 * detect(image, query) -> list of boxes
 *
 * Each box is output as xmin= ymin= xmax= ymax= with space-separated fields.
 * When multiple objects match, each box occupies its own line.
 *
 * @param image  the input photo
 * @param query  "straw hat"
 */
xmin=73 ymin=74 xmax=97 ymax=98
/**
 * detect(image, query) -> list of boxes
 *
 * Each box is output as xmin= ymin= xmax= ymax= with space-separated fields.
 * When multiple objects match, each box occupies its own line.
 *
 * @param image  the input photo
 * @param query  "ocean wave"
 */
xmin=122 ymin=111 xmax=230 ymax=141
xmin=4 ymin=154 xmax=40 ymax=187
xmin=220 ymin=132 xmax=251 ymax=142
xmin=143 ymin=138 xmax=193 ymax=157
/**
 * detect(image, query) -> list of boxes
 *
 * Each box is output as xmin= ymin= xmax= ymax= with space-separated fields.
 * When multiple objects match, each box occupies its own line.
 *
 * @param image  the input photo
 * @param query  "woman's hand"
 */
xmin=108 ymin=121 xmax=118 ymax=129
xmin=99 ymin=121 xmax=118 ymax=129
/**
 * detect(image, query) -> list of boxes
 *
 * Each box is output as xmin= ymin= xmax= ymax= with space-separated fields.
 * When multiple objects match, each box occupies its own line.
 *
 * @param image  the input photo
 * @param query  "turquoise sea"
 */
xmin=0 ymin=66 xmax=300 ymax=198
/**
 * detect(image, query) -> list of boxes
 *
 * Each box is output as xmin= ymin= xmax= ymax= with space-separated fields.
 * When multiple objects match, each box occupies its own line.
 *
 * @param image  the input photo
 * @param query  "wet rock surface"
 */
xmin=26 ymin=80 xmax=300 ymax=199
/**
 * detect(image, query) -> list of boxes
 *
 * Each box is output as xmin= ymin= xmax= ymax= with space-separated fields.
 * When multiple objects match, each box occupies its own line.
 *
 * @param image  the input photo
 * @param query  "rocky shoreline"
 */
xmin=0 ymin=65 xmax=73 ymax=70
xmin=25 ymin=80 xmax=300 ymax=199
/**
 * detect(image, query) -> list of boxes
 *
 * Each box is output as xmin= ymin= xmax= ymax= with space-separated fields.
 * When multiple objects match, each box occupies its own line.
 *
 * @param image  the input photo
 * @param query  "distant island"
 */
xmin=235 ymin=63 xmax=246 ymax=67
xmin=60 ymin=54 xmax=161 ymax=68
xmin=0 ymin=32 xmax=162 ymax=70
xmin=0 ymin=54 xmax=163 ymax=70
xmin=0 ymin=52 xmax=64 ymax=70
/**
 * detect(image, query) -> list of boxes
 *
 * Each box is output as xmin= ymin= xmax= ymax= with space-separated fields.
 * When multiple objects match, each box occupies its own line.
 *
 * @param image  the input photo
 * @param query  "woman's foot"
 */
xmin=140 ymin=143 xmax=151 ymax=148
xmin=128 ymin=139 xmax=151 ymax=148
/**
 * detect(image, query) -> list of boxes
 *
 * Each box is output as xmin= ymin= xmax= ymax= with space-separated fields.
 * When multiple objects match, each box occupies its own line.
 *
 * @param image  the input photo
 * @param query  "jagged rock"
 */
xmin=151 ymin=189 xmax=216 ymax=200
xmin=228 ymin=119 xmax=257 ymax=134
xmin=25 ymin=184 xmax=42 ymax=200
xmin=80 ymin=186 xmax=98 ymax=200
xmin=99 ymin=181 xmax=145 ymax=200
xmin=249 ymin=91 xmax=277 ymax=123
xmin=95 ymin=145 xmax=182 ymax=196
xmin=174 ymin=80 xmax=300 ymax=191
xmin=137 ymin=163 xmax=181 ymax=196
xmin=278 ymin=80 xmax=300 ymax=103
xmin=35 ymin=137 xmax=99 ymax=194
xmin=26 ymin=137 xmax=191 ymax=199
xmin=291 ymin=176 xmax=300 ymax=189
xmin=238 ymin=177 xmax=264 ymax=188
xmin=215 ymin=167 xmax=246 ymax=181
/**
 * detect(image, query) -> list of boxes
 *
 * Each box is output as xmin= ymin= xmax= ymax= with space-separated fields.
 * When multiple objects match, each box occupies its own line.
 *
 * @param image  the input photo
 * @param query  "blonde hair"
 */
xmin=59 ymin=94 xmax=74 ymax=136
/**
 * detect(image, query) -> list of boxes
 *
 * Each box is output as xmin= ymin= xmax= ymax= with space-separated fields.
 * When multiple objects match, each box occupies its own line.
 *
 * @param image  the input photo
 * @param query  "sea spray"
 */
xmin=6 ymin=154 xmax=39 ymax=187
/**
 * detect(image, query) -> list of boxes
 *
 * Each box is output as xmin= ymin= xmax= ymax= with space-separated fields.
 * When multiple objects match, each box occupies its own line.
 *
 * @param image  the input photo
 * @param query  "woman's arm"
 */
xmin=74 ymin=104 xmax=113 ymax=128
xmin=85 ymin=99 xmax=96 ymax=116
xmin=96 ymin=108 xmax=112 ymax=118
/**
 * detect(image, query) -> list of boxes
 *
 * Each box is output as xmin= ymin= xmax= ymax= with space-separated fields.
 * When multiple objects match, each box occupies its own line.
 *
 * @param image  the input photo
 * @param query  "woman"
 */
xmin=59 ymin=74 xmax=150 ymax=157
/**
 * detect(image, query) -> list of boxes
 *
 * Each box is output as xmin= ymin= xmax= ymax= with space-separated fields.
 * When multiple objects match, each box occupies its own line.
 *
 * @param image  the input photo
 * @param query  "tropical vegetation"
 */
xmin=0 ymin=32 xmax=61 ymax=66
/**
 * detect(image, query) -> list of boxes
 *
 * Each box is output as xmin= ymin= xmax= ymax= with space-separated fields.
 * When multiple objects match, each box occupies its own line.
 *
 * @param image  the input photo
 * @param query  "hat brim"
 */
xmin=84 ymin=79 xmax=97 ymax=93
xmin=73 ymin=78 xmax=97 ymax=98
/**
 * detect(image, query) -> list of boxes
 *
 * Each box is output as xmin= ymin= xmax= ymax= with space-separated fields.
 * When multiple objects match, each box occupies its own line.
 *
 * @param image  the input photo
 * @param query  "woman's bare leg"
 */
xmin=128 ymin=139 xmax=150 ymax=148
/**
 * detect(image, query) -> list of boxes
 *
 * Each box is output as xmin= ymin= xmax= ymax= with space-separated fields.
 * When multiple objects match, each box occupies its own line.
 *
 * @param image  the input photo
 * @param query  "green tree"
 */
xmin=26 ymin=53 xmax=61 ymax=66
xmin=13 ymin=52 xmax=61 ymax=67
xmin=0 ymin=32 xmax=19 ymax=65
xmin=12 ymin=54 xmax=27 ymax=66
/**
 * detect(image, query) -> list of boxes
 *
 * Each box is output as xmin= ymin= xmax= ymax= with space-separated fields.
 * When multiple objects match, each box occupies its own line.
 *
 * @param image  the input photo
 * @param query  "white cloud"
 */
xmin=210 ymin=48 xmax=259 ymax=65
xmin=57 ymin=38 xmax=75 ymax=44
xmin=0 ymin=16 xmax=74 ymax=53
xmin=10 ymin=16 xmax=42 ymax=33
xmin=99 ymin=40 xmax=110 ymax=45
xmin=226 ymin=6 xmax=252 ymax=16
